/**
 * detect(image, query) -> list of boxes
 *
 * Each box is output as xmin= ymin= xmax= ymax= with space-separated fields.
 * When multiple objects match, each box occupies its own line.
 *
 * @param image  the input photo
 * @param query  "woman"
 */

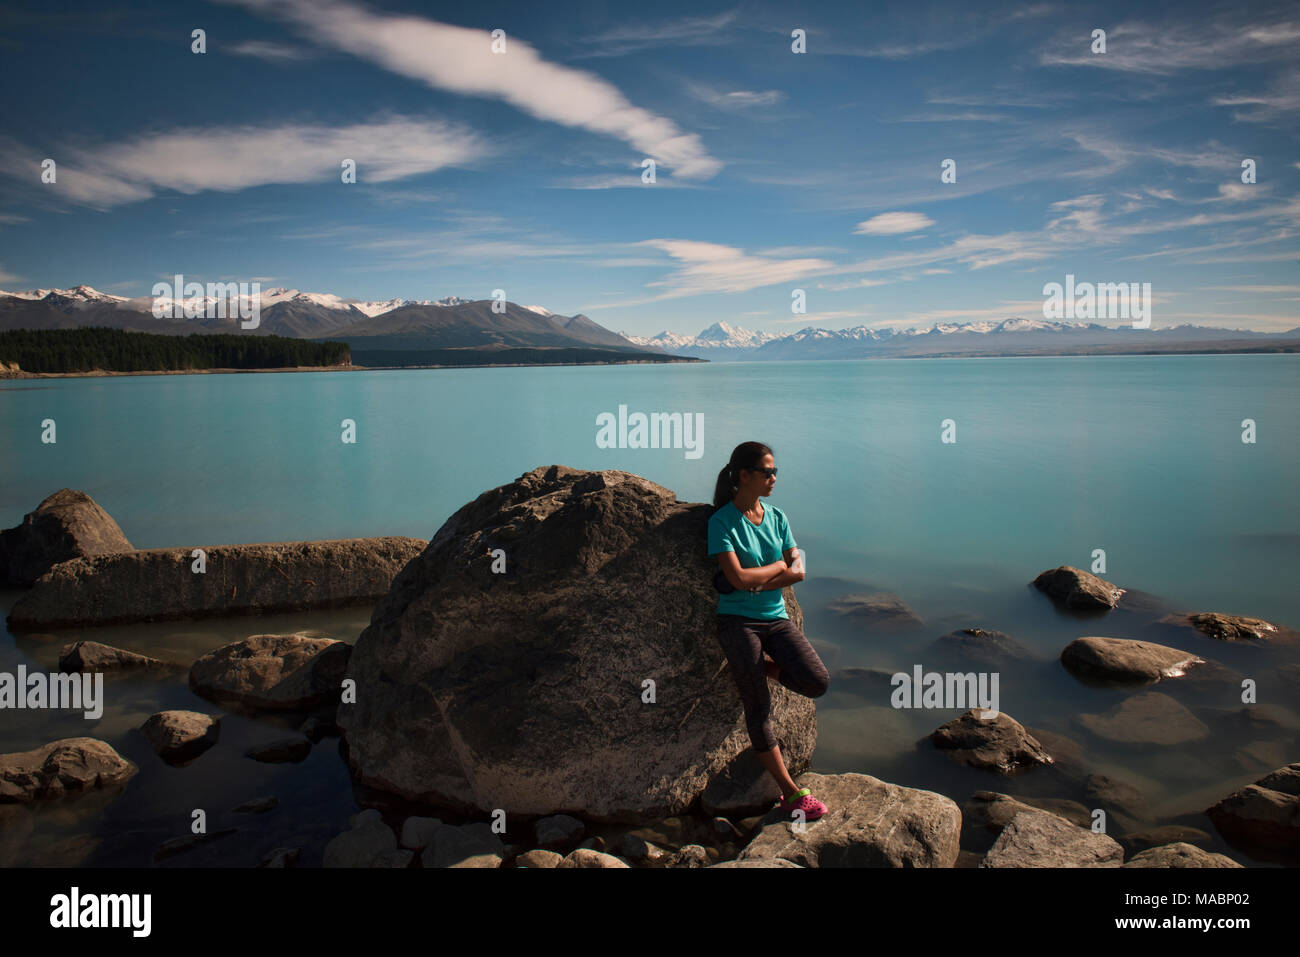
xmin=708 ymin=441 xmax=830 ymax=821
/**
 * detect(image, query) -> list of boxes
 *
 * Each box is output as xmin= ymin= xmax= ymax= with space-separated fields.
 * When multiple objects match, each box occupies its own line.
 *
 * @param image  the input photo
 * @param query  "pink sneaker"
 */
xmin=779 ymin=787 xmax=826 ymax=820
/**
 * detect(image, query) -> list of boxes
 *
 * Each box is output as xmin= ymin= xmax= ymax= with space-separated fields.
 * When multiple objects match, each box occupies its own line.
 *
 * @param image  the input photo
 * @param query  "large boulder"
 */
xmin=336 ymin=465 xmax=817 ymax=823
xmin=737 ymin=772 xmax=961 ymax=867
xmin=0 ymin=737 xmax=138 ymax=803
xmin=190 ymin=634 xmax=351 ymax=711
xmin=1 ymin=489 xmax=133 ymax=586
xmin=1123 ymin=843 xmax=1241 ymax=868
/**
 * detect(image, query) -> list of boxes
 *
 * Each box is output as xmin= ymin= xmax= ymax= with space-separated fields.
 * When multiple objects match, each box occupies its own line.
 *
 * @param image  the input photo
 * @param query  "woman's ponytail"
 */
xmin=711 ymin=441 xmax=773 ymax=510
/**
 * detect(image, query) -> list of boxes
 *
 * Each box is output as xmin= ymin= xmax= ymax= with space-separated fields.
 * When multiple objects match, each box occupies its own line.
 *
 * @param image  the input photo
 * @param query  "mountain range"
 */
xmin=619 ymin=318 xmax=1300 ymax=360
xmin=2 ymin=286 xmax=1296 ymax=364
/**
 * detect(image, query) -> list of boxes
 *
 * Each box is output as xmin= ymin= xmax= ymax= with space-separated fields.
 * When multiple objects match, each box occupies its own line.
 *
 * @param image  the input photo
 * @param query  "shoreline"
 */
xmin=0 ymin=357 xmax=700 ymax=380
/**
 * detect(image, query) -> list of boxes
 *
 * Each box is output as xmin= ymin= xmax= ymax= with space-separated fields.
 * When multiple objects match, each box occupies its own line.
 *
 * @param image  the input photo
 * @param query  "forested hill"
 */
xmin=0 ymin=327 xmax=351 ymax=374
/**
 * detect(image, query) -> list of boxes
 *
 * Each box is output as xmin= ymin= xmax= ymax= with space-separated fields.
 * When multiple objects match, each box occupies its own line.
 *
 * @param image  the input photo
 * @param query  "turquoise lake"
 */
xmin=2 ymin=354 xmax=1298 ymax=865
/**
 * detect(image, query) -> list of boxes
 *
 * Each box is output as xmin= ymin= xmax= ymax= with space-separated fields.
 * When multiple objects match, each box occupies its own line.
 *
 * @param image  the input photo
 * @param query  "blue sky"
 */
xmin=1 ymin=0 xmax=1297 ymax=334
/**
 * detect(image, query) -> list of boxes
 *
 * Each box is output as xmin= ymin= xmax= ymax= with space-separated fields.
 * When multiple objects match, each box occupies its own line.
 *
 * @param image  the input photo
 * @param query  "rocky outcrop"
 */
xmin=980 ymin=810 xmax=1124 ymax=867
xmin=58 ymin=640 xmax=173 ymax=673
xmin=1060 ymin=636 xmax=1204 ymax=684
xmin=190 ymin=634 xmax=351 ymax=712
xmin=1205 ymin=763 xmax=1300 ymax=859
xmin=1 ymin=490 xmax=133 ymax=586
xmin=1032 ymin=566 xmax=1123 ymax=610
xmin=6 ymin=537 xmax=426 ymax=629
xmin=0 ymin=737 xmax=138 ymax=802
xmin=1123 ymin=842 xmax=1241 ymax=867
xmin=929 ymin=710 xmax=1054 ymax=774
xmin=737 ymin=772 xmax=961 ymax=867
xmin=139 ymin=710 xmax=220 ymax=763
xmin=961 ymin=791 xmax=1090 ymax=851
xmin=336 ymin=465 xmax=816 ymax=823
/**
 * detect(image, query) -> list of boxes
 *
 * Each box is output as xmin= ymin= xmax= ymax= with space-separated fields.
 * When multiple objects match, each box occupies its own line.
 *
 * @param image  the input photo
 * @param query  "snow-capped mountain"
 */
xmin=0 ymin=285 xmax=129 ymax=305
xmin=619 ymin=321 xmax=782 ymax=352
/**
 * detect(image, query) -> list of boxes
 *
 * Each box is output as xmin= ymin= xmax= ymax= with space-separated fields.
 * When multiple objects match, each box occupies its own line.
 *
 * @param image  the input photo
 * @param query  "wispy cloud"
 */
xmin=226 ymin=39 xmax=314 ymax=61
xmin=571 ymin=9 xmax=741 ymax=57
xmin=1 ymin=117 xmax=487 ymax=209
xmin=854 ymin=212 xmax=935 ymax=235
xmin=685 ymin=83 xmax=785 ymax=110
xmin=220 ymin=0 xmax=721 ymax=177
xmin=1039 ymin=16 xmax=1300 ymax=74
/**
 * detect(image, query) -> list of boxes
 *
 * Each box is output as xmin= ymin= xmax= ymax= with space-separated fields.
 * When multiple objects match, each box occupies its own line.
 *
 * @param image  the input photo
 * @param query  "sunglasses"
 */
xmin=745 ymin=466 xmax=778 ymax=478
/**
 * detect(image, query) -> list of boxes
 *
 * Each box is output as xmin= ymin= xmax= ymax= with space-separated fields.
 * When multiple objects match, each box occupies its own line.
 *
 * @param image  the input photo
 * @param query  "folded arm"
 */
xmin=716 ymin=547 xmax=804 ymax=592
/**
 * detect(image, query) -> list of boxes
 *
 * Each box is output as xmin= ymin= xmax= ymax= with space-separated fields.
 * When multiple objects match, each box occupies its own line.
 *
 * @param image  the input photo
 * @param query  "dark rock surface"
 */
xmin=0 ymin=489 xmax=133 ymax=587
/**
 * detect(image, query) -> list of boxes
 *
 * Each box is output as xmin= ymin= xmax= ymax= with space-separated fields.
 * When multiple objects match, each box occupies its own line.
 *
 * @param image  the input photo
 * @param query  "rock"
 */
xmin=421 ymin=822 xmax=504 ymax=868
xmin=324 ymin=816 xmax=398 ymax=868
xmin=515 ymin=849 xmax=563 ymax=868
xmin=709 ymin=858 xmax=803 ymax=868
xmin=190 ymin=634 xmax=351 ymax=712
xmin=234 ymin=795 xmax=278 ymax=814
xmin=534 ymin=813 xmax=585 ymax=849
xmin=6 ymin=537 xmax=426 ymax=629
xmin=399 ymin=816 xmax=443 ymax=851
xmin=153 ymin=828 xmax=239 ymax=863
xmin=350 ymin=808 xmax=384 ymax=828
xmin=244 ymin=736 xmax=311 ymax=763
xmin=138 ymin=710 xmax=220 ymax=763
xmin=0 ymin=737 xmax=138 ymax=803
xmin=1123 ymin=843 xmax=1242 ymax=868
xmin=1156 ymin=611 xmax=1300 ymax=643
xmin=738 ymin=772 xmax=961 ymax=867
xmin=1060 ymin=636 xmax=1204 ymax=684
xmin=259 ymin=847 xmax=299 ymax=867
xmin=614 ymin=833 xmax=668 ymax=863
xmin=929 ymin=710 xmax=1054 ymax=773
xmin=557 ymin=848 xmax=630 ymax=868
xmin=667 ymin=844 xmax=712 ymax=868
xmin=58 ymin=640 xmax=172 ymax=673
xmin=0 ymin=489 xmax=133 ymax=587
xmin=1077 ymin=692 xmax=1210 ymax=746
xmin=827 ymin=592 xmax=923 ymax=629
xmin=577 ymin=835 xmax=608 ymax=853
xmin=1032 ymin=566 xmax=1123 ymax=610
xmin=371 ymin=849 xmax=415 ymax=868
xmin=926 ymin=628 xmax=1036 ymax=665
xmin=961 ymin=791 xmax=1090 ymax=852
xmin=1118 ymin=826 xmax=1211 ymax=856
xmin=1205 ymin=763 xmax=1300 ymax=858
xmin=336 ymin=465 xmax=816 ymax=822
xmin=1022 ymin=727 xmax=1087 ymax=776
xmin=980 ymin=810 xmax=1123 ymax=867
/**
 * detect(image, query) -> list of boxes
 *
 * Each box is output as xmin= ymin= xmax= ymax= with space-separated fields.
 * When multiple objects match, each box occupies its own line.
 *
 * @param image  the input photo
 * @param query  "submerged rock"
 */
xmin=1205 ymin=763 xmax=1300 ymax=860
xmin=0 ymin=489 xmax=133 ymax=587
xmin=1155 ymin=611 xmax=1300 ymax=643
xmin=1032 ymin=566 xmax=1124 ymax=610
xmin=827 ymin=592 xmax=923 ymax=629
xmin=59 ymin=640 xmax=173 ymax=673
xmin=0 ymin=737 xmax=138 ymax=803
xmin=1076 ymin=691 xmax=1210 ymax=746
xmin=336 ymin=465 xmax=816 ymax=822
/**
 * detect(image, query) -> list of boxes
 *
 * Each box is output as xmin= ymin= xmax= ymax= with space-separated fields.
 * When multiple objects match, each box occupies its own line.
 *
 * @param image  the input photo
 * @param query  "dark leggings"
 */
xmin=715 ymin=614 xmax=830 ymax=753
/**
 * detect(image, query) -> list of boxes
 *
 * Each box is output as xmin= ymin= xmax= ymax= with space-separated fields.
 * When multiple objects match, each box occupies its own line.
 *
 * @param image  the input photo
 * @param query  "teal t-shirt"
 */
xmin=707 ymin=501 xmax=797 ymax=620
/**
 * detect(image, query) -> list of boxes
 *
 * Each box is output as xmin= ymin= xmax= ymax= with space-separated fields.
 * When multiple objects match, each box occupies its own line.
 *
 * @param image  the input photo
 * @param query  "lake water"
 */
xmin=2 ymin=355 xmax=1298 ymax=866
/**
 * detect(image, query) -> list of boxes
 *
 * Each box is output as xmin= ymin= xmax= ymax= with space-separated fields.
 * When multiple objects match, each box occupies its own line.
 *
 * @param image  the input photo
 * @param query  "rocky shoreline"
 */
xmin=2 ymin=471 xmax=1297 ymax=867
